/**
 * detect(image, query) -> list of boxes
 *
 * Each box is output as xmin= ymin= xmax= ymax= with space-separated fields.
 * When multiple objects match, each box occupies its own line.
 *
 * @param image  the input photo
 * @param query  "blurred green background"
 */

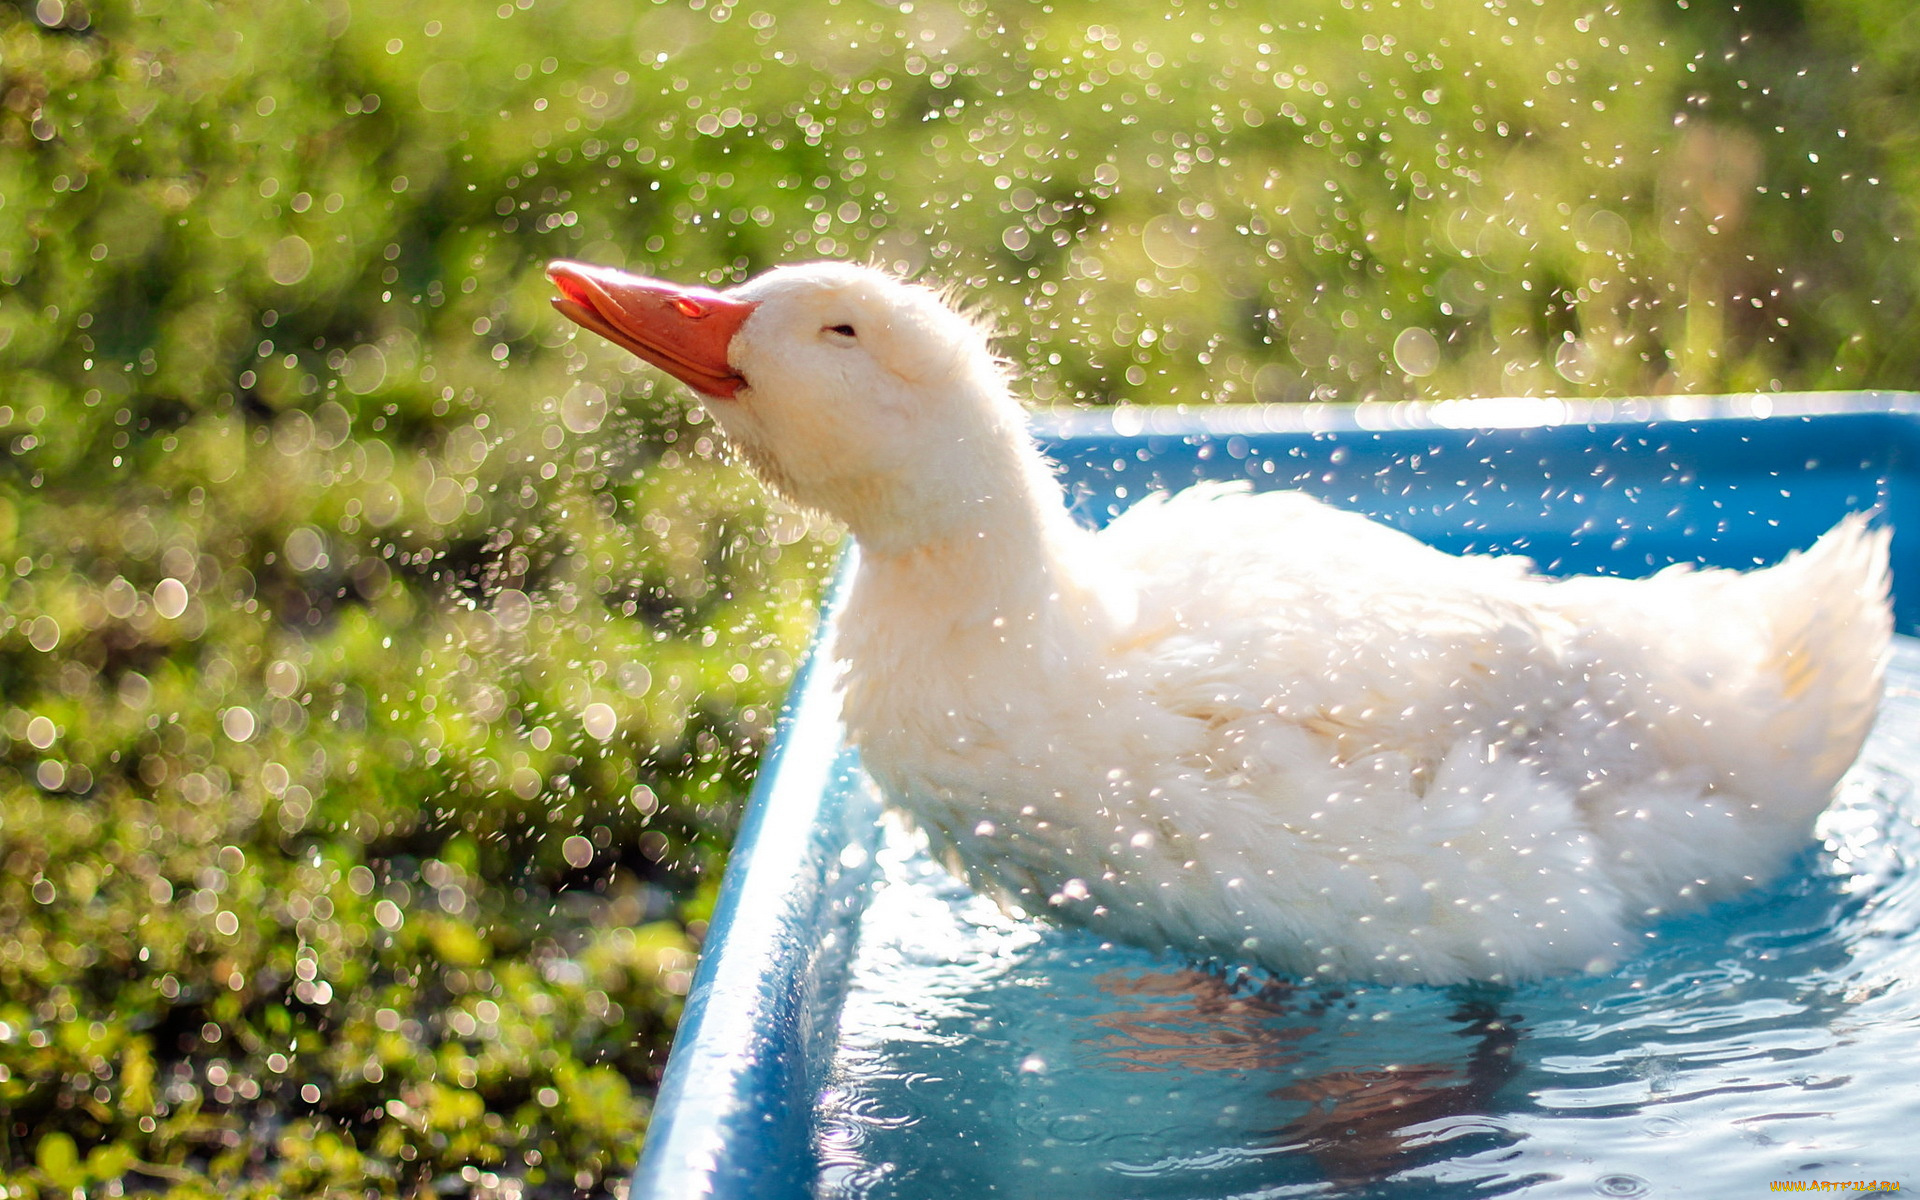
xmin=2 ymin=0 xmax=1917 ymax=1193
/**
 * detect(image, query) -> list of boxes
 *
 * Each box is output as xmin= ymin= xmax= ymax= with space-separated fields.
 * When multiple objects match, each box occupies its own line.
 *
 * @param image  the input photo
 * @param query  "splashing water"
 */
xmin=812 ymin=639 xmax=1920 ymax=1198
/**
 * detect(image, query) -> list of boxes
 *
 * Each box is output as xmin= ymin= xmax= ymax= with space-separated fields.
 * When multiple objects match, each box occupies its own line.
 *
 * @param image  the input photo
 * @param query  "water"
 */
xmin=812 ymin=639 xmax=1920 ymax=1199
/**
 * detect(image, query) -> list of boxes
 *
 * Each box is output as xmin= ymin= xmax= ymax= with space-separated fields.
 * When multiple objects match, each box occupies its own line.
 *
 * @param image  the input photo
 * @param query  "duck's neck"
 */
xmin=842 ymin=437 xmax=1111 ymax=662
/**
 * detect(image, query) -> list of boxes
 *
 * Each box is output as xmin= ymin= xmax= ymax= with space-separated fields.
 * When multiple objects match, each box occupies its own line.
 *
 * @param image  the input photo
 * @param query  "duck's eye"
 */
xmin=825 ymin=324 xmax=857 ymax=339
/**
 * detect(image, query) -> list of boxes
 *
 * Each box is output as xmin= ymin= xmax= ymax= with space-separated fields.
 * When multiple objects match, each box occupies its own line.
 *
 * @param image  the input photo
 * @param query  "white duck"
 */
xmin=549 ymin=259 xmax=1892 ymax=986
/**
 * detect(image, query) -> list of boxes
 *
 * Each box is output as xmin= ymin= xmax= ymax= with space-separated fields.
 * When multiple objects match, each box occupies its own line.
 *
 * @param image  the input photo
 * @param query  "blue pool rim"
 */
xmin=631 ymin=392 xmax=1920 ymax=1198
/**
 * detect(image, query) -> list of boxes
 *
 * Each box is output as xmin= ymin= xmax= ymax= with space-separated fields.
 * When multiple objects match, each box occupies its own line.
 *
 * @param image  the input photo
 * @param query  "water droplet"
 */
xmin=364 ymin=483 xmax=403 ymax=527
xmin=1142 ymin=215 xmax=1201 ymax=268
xmin=274 ymin=410 xmax=315 ymax=457
xmin=342 ymin=345 xmax=387 ymax=395
xmin=561 ymin=835 xmax=594 ymax=869
xmin=222 ymin=707 xmax=257 ymax=743
xmin=1593 ymin=1174 xmax=1649 ymax=1198
xmin=153 ymin=577 xmax=189 ymax=618
xmin=266 ymin=661 xmax=303 ymax=699
xmin=493 ymin=588 xmax=533 ymax=632
xmin=425 ymin=477 xmax=466 ymax=525
xmin=1556 ymin=339 xmax=1596 ymax=383
xmin=417 ymin=60 xmax=467 ymax=112
xmin=1254 ymin=363 xmax=1308 ymax=404
xmin=375 ymin=900 xmax=403 ymax=930
xmin=582 ymin=702 xmax=618 ymax=741
xmin=286 ymin=528 xmax=329 ymax=572
xmin=25 ymin=615 xmax=60 ymax=652
xmin=561 ymin=382 xmax=608 ymax=434
xmin=1393 ymin=327 xmax=1440 ymax=377
xmin=267 ymin=235 xmax=313 ymax=286
xmin=314 ymin=401 xmax=353 ymax=449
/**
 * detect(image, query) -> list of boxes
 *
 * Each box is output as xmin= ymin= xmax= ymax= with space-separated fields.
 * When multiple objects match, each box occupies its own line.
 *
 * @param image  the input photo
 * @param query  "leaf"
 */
xmin=84 ymin=1141 xmax=136 ymax=1182
xmin=35 ymin=1131 xmax=80 ymax=1189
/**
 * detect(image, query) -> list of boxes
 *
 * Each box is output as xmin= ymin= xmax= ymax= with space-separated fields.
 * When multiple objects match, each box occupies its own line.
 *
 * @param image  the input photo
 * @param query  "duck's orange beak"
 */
xmin=546 ymin=261 xmax=757 ymax=399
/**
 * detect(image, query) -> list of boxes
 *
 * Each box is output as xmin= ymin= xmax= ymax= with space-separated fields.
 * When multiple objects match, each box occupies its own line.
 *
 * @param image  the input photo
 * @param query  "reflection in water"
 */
xmin=1271 ymin=998 xmax=1523 ymax=1190
xmin=1085 ymin=969 xmax=1311 ymax=1075
xmin=813 ymin=638 xmax=1920 ymax=1198
xmin=1088 ymin=968 xmax=1528 ymax=1190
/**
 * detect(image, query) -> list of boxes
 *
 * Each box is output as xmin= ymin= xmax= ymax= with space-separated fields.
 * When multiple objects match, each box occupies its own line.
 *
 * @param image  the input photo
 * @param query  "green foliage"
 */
xmin=2 ymin=0 xmax=1918 ymax=1194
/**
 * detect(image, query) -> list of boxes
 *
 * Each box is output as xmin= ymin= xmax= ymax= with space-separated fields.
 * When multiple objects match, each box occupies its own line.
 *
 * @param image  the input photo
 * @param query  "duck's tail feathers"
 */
xmin=1756 ymin=514 xmax=1893 ymax=787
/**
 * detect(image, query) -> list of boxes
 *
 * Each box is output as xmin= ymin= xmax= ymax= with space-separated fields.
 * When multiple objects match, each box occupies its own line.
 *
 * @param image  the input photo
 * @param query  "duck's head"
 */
xmin=549 ymin=260 xmax=1044 ymax=553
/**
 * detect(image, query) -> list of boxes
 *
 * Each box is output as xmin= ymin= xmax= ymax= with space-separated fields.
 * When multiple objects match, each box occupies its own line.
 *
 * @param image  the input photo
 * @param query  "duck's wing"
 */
xmin=1096 ymin=481 xmax=1551 ymax=669
xmin=1097 ymin=481 xmax=1537 ymax=598
xmin=1094 ymin=482 xmax=1571 ymax=777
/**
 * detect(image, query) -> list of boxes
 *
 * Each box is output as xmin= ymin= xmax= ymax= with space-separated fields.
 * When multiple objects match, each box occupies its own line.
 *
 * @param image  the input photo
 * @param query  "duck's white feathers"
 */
xmin=841 ymin=480 xmax=1890 ymax=985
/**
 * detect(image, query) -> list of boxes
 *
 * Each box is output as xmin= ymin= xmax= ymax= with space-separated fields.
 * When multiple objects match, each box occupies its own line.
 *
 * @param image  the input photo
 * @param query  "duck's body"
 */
xmin=549 ymin=259 xmax=1892 ymax=985
xmin=839 ymin=479 xmax=1887 ymax=984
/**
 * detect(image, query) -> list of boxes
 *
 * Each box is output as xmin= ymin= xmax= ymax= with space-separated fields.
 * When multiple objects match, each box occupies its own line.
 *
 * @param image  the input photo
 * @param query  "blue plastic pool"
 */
xmin=634 ymin=394 xmax=1920 ymax=1199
